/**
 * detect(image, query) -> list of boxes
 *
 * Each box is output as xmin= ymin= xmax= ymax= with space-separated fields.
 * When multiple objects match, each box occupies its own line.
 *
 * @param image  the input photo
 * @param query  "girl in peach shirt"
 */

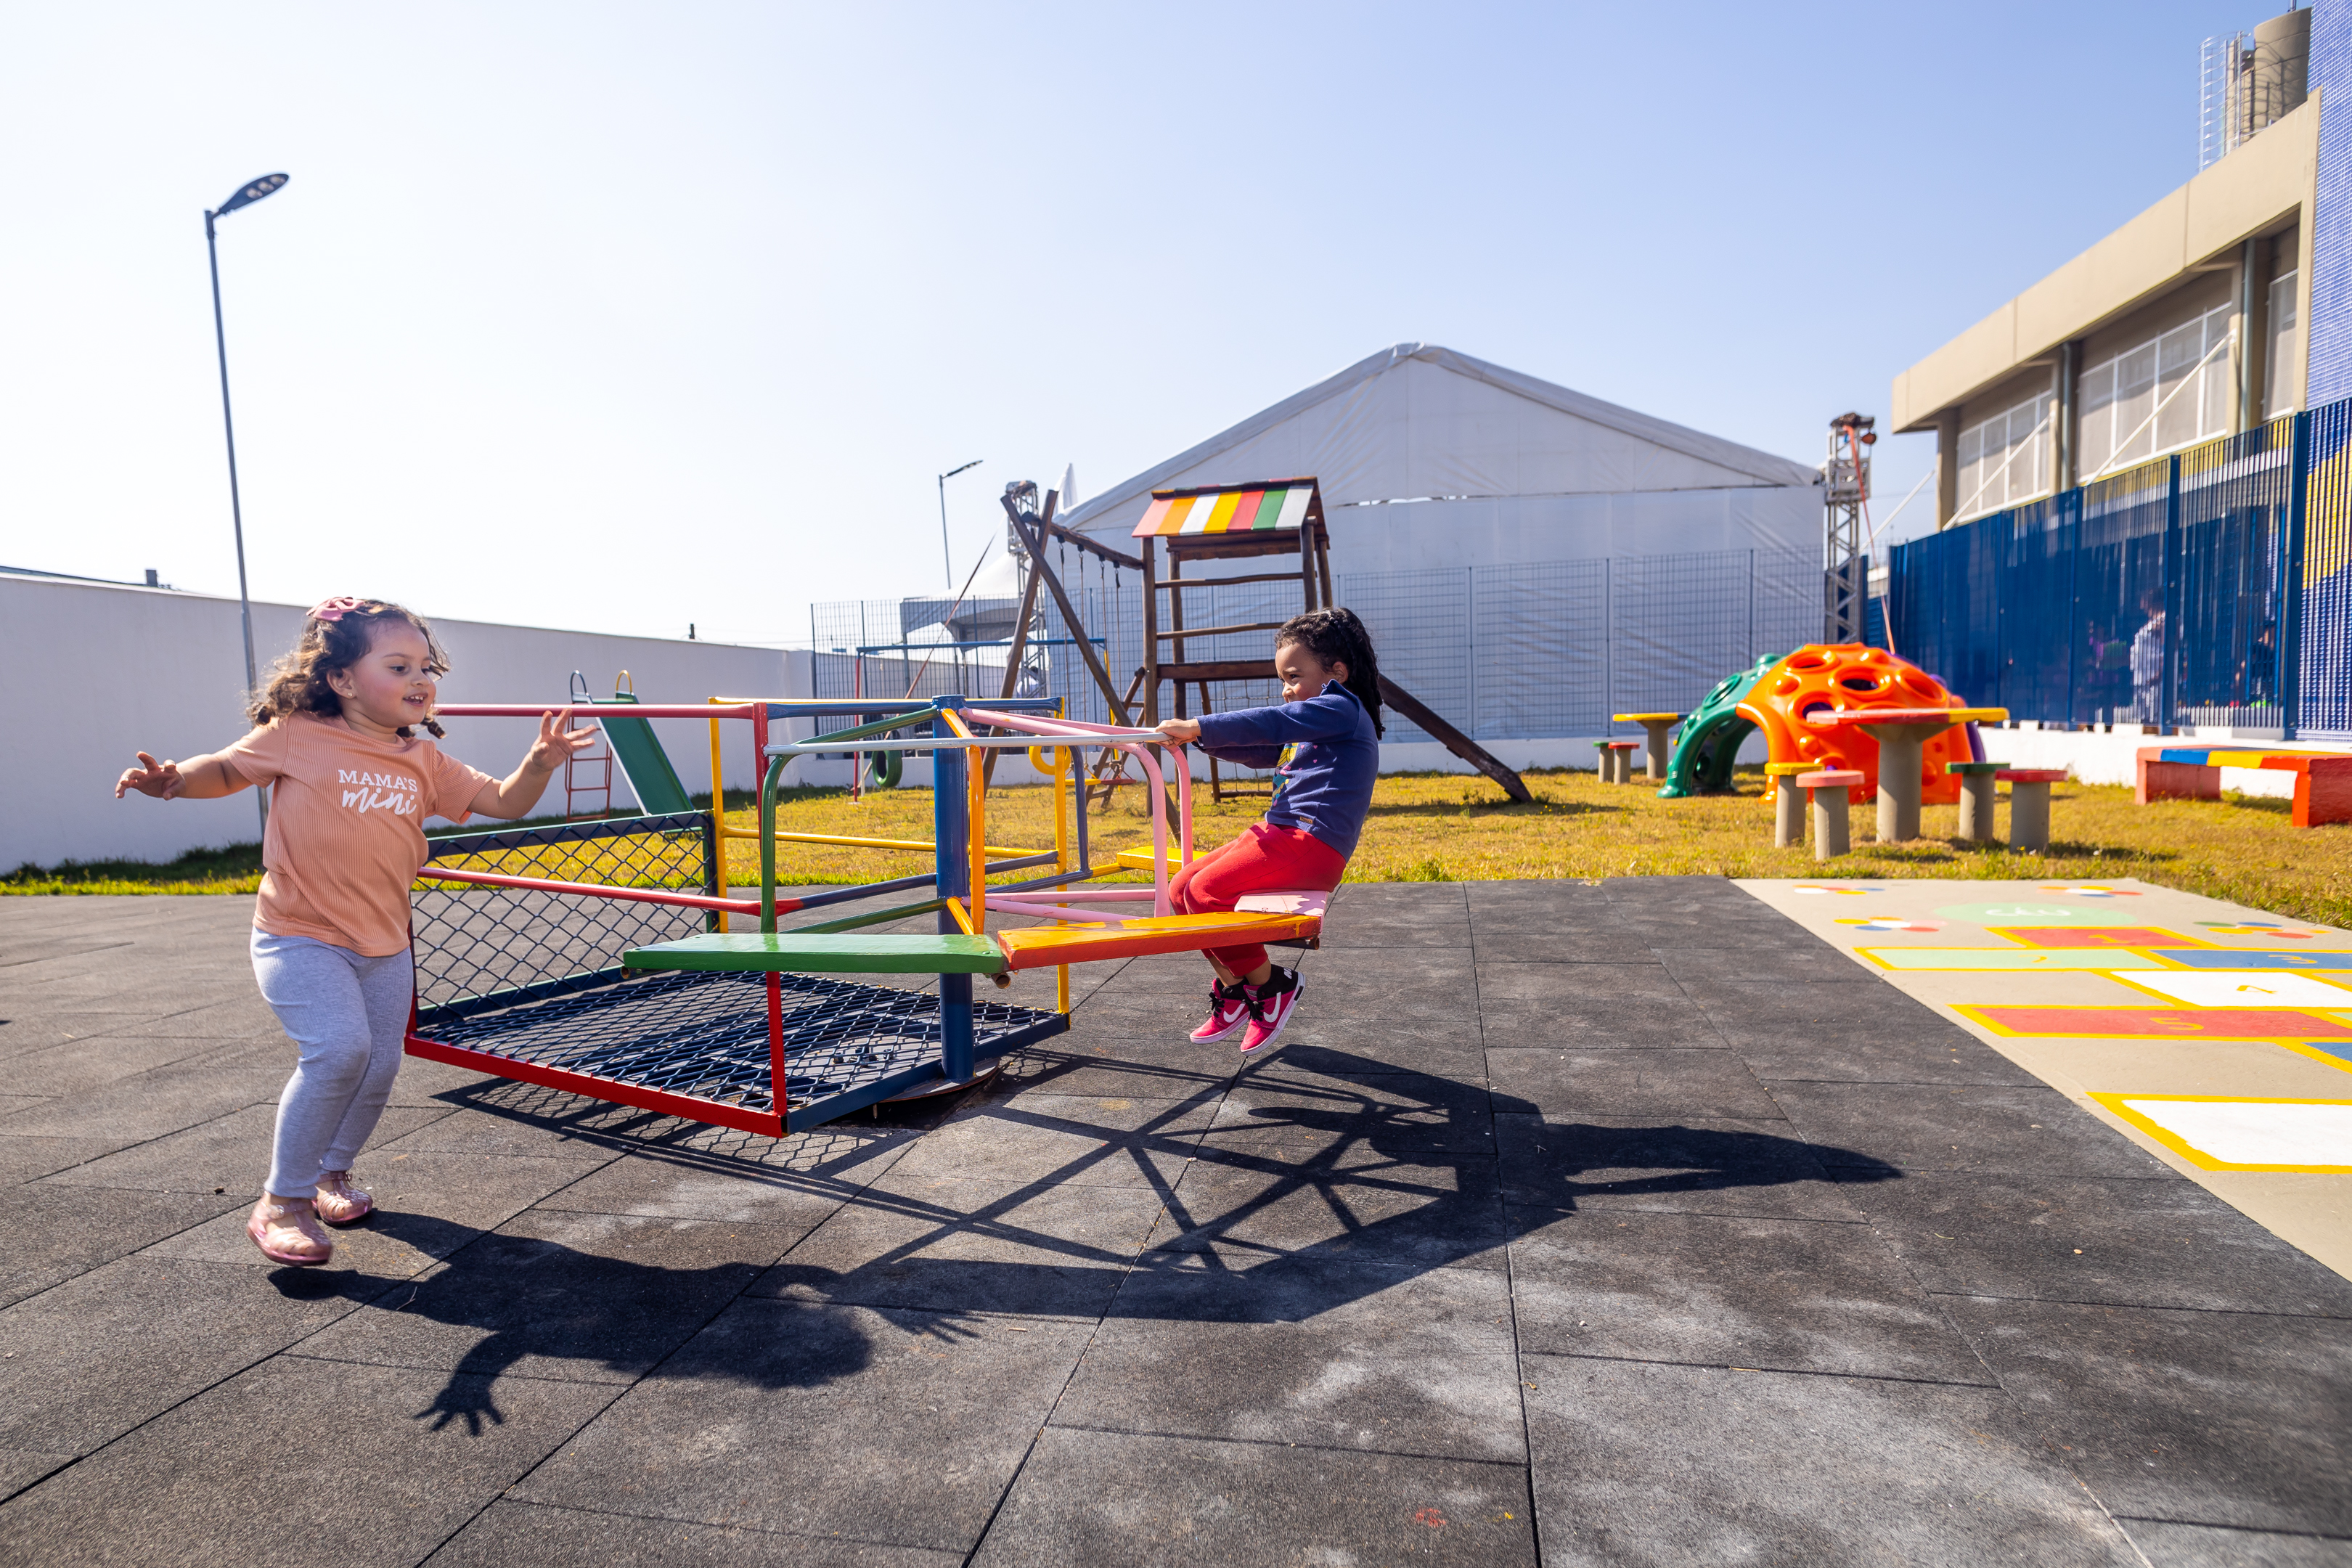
xmin=117 ymin=598 xmax=595 ymax=1267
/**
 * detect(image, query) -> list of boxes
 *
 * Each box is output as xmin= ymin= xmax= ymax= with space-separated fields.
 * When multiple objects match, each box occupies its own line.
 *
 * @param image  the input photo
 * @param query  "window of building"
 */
xmin=2078 ymin=301 xmax=2234 ymax=481
xmin=1954 ymin=391 xmax=2051 ymax=520
xmin=2266 ymin=269 xmax=2300 ymax=417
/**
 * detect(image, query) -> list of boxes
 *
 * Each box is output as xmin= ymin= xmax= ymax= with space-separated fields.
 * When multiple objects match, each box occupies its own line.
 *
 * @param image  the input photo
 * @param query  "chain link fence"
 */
xmin=810 ymin=546 xmax=1819 ymax=754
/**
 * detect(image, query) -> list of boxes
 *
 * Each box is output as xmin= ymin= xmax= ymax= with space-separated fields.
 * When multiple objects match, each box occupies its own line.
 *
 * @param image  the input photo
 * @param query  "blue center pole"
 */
xmin=933 ymin=698 xmax=975 ymax=1082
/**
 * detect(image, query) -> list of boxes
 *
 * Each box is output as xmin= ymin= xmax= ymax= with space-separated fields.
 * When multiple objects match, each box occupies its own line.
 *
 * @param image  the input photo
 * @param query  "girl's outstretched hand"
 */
xmin=1155 ymin=717 xmax=1201 ymax=743
xmin=116 ymin=752 xmax=184 ymax=800
xmin=527 ymin=709 xmax=600 ymax=772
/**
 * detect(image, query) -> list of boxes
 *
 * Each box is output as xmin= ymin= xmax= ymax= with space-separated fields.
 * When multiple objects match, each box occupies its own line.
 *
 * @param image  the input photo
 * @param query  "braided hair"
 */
xmin=1275 ymin=606 xmax=1384 ymax=738
xmin=249 ymin=600 xmax=451 ymax=739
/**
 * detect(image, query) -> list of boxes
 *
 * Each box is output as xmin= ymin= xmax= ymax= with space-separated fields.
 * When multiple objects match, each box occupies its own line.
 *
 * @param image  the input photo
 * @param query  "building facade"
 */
xmin=1894 ymin=6 xmax=2319 ymax=526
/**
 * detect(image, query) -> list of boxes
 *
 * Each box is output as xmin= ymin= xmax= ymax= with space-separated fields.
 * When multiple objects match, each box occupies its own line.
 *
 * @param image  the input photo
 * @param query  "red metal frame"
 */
xmin=403 ymin=1030 xmax=785 ymax=1137
xmin=415 ymin=865 xmax=765 ymax=915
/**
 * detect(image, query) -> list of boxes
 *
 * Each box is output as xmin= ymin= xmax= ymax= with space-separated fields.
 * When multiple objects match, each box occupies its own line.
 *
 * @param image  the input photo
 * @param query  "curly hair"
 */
xmin=249 ymin=600 xmax=449 ymax=739
xmin=1275 ymin=606 xmax=1384 ymax=738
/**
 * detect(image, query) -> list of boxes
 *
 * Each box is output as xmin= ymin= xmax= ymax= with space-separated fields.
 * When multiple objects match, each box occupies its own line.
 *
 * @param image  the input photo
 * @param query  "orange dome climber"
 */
xmin=1743 ymin=645 xmax=1971 ymax=805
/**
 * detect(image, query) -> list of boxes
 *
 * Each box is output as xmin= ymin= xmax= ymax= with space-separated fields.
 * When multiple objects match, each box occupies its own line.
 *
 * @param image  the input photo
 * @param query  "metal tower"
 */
xmin=1824 ymin=412 xmax=1874 ymax=644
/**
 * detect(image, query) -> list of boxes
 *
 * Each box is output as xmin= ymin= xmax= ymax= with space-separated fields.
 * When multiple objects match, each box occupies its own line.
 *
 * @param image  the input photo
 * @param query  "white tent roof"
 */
xmin=1061 ymin=343 xmax=1818 ymax=538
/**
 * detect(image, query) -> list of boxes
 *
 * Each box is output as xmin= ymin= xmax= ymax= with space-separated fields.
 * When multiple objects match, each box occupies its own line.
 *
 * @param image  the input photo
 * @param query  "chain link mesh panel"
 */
xmin=420 ymin=968 xmax=1058 ymax=1115
xmin=1471 ymin=558 xmax=1606 ymax=739
xmin=412 ymin=812 xmax=715 ymax=1023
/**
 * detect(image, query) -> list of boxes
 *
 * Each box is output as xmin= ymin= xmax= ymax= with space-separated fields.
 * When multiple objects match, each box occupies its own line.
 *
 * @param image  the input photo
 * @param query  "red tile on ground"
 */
xmin=1986 ymin=928 xmax=2197 ymax=949
xmin=1961 ymin=1005 xmax=2352 ymax=1040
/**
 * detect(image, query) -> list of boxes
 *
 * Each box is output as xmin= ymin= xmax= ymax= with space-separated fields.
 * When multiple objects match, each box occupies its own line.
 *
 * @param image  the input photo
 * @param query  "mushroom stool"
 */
xmin=1796 ymin=769 xmax=1865 ymax=861
xmin=1998 ymin=768 xmax=2067 ymax=853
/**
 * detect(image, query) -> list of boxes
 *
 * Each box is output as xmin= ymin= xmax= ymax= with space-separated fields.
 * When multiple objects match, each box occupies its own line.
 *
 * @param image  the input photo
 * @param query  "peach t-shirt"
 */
xmin=223 ymin=714 xmax=497 ymax=957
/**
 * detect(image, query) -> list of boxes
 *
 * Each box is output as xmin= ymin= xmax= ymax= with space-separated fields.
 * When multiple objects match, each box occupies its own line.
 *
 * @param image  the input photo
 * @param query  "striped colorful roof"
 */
xmin=1130 ymin=478 xmax=1318 ymax=539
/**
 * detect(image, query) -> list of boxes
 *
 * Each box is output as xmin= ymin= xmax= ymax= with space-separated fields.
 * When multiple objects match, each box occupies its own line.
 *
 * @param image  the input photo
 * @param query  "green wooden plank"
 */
xmin=625 ymin=932 xmax=1007 ymax=974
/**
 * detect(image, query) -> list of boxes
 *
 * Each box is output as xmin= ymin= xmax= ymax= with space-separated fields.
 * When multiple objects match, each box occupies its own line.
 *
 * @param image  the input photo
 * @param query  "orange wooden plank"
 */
xmin=997 ymin=912 xmax=1320 ymax=970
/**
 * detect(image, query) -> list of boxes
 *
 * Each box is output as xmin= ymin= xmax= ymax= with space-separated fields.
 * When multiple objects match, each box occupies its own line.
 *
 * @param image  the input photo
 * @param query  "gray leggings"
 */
xmin=250 ymin=931 xmax=412 ymax=1199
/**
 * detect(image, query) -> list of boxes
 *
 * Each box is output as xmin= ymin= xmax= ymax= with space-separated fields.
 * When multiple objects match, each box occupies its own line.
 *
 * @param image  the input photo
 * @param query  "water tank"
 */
xmin=2252 ymin=8 xmax=2310 ymax=130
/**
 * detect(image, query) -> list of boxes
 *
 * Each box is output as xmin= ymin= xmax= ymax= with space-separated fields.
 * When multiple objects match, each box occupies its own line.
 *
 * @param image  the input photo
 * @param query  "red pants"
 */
xmin=1169 ymin=821 xmax=1347 ymax=975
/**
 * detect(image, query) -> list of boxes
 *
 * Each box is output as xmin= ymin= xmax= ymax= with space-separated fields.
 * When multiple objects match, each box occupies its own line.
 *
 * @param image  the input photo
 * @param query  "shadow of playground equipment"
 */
xmin=269 ymin=1053 xmax=1897 ymax=1432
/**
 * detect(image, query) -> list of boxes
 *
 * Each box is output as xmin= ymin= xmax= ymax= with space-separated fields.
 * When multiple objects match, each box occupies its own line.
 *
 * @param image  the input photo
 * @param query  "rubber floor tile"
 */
xmin=297 ymin=1209 xmax=808 ymax=1384
xmin=41 ymin=1102 xmax=451 ymax=1196
xmin=1943 ymin=1296 xmax=2352 ymax=1537
xmin=2121 ymin=1519 xmax=2352 ymax=1567
xmin=968 ymin=1426 xmax=1535 ymax=1567
xmin=513 ymin=1300 xmax=1093 ymax=1553
xmin=1058 ymin=1254 xmax=1522 ymax=1459
xmin=0 ymin=1255 xmax=375 ymax=1458
xmin=0 ymin=1137 xmax=115 ymax=1188
xmin=1494 ymin=1111 xmax=1879 ymax=1220
xmin=1660 ymin=944 xmax=1880 ymax=984
xmin=528 ymin=1140 xmax=902 ymax=1225
xmin=747 ymin=1172 xmax=1164 ymax=1315
xmin=0 ymin=1355 xmax=616 ymax=1568
xmin=1837 ymin=1171 xmax=2352 ymax=1315
xmin=1522 ymin=1354 xmax=2141 ymax=1567
xmin=1470 ymin=931 xmax=1667 ymax=964
xmin=1733 ymin=1028 xmax=2043 ymax=1088
xmin=0 ymin=1447 xmax=68 ymax=1503
xmin=886 ymin=1091 xmax=1216 ymax=1188
xmin=1205 ymin=1071 xmax=1496 ymax=1154
xmin=1487 ymin=1048 xmax=1782 ymax=1120
xmin=1507 ymin=1206 xmax=1990 ymax=1382
xmin=1149 ymin=1147 xmax=1506 ymax=1270
xmin=0 ymin=1185 xmax=242 ymax=1309
xmin=0 ymin=1065 xmax=284 ymax=1146
xmin=1766 ymin=1082 xmax=2181 ymax=1178
xmin=138 ymin=1151 xmax=611 ymax=1282
xmin=428 ymin=1498 xmax=960 ymax=1567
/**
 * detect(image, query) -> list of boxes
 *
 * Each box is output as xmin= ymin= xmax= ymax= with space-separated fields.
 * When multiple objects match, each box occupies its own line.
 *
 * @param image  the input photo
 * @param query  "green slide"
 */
xmin=592 ymin=688 xmax=694 ymax=817
xmin=1656 ymin=653 xmax=1781 ymax=799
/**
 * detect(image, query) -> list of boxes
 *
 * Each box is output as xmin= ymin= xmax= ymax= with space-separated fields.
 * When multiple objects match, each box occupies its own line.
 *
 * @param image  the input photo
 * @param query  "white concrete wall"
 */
xmin=4 ymin=573 xmax=799 ymax=870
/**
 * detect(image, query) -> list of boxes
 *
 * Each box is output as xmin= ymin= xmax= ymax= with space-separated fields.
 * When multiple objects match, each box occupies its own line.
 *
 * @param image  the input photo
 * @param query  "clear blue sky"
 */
xmin=0 ymin=1 xmax=2295 ymax=647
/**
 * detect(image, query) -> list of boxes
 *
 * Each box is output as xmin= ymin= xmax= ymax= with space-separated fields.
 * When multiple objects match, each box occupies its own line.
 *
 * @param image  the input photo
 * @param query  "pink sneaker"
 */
xmin=313 ymin=1169 xmax=374 ymax=1226
xmin=1190 ymin=979 xmax=1252 ymax=1043
xmin=1238 ymin=967 xmax=1302 ymax=1056
xmin=247 ymin=1199 xmax=333 ymax=1267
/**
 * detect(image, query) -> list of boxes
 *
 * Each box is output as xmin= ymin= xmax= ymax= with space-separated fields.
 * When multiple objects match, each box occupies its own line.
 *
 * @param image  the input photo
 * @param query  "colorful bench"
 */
xmin=2136 ymin=746 xmax=2352 ymax=828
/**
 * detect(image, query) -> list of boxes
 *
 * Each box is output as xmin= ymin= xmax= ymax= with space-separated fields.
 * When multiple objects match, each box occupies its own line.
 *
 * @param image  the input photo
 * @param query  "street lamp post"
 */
xmin=204 ymin=171 xmax=289 ymax=837
xmin=936 ymin=459 xmax=982 ymax=591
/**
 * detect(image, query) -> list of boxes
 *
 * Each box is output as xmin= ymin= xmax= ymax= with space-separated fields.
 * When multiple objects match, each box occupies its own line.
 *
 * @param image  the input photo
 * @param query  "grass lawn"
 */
xmin=12 ymin=767 xmax=2352 ymax=928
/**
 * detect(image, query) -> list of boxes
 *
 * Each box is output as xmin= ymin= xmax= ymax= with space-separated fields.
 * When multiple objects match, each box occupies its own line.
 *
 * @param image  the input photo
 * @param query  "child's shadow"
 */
xmin=273 ymin=1220 xmax=883 ymax=1437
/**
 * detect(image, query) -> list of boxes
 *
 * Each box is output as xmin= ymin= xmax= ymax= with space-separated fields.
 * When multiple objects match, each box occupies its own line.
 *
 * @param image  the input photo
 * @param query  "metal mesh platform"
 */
xmin=412 ymin=968 xmax=1065 ymax=1120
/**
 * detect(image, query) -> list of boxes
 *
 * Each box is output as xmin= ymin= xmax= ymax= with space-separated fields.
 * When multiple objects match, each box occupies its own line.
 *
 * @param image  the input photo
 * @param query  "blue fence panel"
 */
xmin=2070 ymin=457 xmax=2173 ymax=725
xmin=2306 ymin=400 xmax=2352 ymax=737
xmin=1885 ymin=397 xmax=2352 ymax=739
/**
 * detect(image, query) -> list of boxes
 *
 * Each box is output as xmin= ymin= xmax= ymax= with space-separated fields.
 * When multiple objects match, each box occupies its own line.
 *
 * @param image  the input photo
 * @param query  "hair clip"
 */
xmin=309 ymin=596 xmax=364 ymax=623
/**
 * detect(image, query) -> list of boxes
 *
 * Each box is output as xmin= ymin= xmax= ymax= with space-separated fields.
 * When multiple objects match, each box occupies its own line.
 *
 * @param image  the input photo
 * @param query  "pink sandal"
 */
xmin=312 ymin=1170 xmax=375 ymax=1226
xmin=248 ymin=1199 xmax=333 ymax=1267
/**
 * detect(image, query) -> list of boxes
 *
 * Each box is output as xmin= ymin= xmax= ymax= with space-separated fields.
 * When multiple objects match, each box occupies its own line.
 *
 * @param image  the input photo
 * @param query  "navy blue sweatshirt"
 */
xmin=1192 ymin=682 xmax=1379 ymax=859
